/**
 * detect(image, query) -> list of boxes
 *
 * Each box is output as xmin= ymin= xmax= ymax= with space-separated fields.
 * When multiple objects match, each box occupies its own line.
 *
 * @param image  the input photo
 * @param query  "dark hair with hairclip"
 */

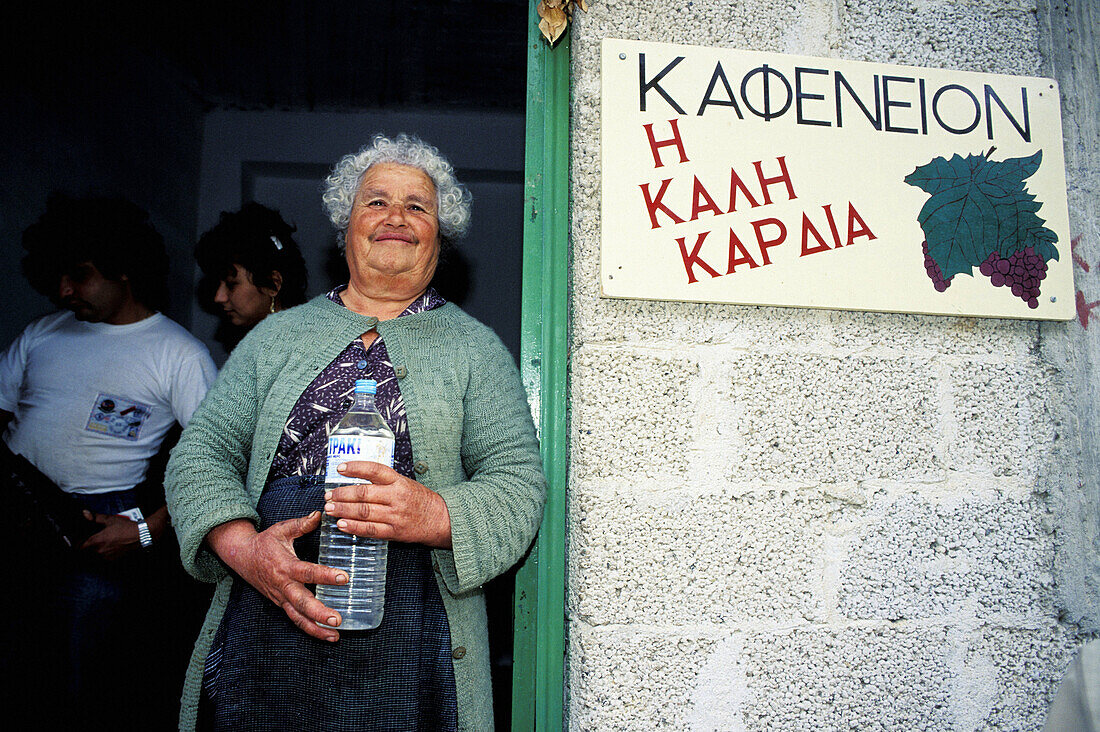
xmin=195 ymin=202 xmax=308 ymax=308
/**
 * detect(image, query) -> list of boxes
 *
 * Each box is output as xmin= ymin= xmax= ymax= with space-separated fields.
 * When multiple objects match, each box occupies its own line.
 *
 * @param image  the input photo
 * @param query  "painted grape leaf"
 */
xmin=904 ymin=150 xmax=1059 ymax=281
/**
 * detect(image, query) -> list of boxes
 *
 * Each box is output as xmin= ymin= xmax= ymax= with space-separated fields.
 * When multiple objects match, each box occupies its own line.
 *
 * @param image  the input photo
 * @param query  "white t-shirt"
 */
xmin=0 ymin=311 xmax=217 ymax=494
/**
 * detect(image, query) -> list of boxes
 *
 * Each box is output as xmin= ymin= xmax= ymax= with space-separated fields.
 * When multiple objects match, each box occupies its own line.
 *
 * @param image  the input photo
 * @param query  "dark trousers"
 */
xmin=0 ymin=490 xmax=211 ymax=731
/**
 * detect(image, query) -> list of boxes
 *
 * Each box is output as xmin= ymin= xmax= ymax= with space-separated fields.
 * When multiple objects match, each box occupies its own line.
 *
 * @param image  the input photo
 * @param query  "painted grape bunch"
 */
xmin=904 ymin=148 xmax=1058 ymax=309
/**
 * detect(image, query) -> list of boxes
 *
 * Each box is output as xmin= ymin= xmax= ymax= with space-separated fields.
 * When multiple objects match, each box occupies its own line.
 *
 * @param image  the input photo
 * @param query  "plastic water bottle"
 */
xmin=316 ymin=379 xmax=394 ymax=630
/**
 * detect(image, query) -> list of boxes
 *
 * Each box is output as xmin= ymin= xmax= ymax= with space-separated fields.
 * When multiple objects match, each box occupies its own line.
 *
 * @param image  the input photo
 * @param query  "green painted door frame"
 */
xmin=511 ymin=3 xmax=570 ymax=730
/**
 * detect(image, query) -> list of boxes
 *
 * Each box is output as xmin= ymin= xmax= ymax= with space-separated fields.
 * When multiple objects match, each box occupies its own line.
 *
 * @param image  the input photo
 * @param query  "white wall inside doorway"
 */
xmin=195 ymin=110 xmax=526 ymax=364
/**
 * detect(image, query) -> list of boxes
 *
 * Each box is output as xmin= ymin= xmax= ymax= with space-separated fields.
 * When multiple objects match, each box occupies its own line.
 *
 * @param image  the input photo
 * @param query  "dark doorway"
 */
xmin=2 ymin=2 xmax=530 ymax=728
xmin=192 ymin=110 xmax=525 ymax=365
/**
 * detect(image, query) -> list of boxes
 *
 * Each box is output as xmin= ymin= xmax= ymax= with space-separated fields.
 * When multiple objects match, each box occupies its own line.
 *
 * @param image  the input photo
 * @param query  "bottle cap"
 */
xmin=354 ymin=379 xmax=377 ymax=394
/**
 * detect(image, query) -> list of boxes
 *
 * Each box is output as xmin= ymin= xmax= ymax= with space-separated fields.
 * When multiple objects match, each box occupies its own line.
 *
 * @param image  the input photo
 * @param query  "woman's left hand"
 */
xmin=324 ymin=461 xmax=452 ymax=548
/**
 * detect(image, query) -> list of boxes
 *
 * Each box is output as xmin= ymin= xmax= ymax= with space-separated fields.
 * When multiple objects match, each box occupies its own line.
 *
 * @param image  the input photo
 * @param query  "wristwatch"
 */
xmin=137 ymin=520 xmax=153 ymax=549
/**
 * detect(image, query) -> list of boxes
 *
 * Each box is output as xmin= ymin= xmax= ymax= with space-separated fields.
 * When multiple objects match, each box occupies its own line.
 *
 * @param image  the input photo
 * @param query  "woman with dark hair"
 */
xmin=195 ymin=203 xmax=308 ymax=332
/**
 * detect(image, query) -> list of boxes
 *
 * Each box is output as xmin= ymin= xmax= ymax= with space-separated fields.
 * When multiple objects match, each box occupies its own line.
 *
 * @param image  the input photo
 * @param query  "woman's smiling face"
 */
xmin=345 ymin=163 xmax=440 ymax=295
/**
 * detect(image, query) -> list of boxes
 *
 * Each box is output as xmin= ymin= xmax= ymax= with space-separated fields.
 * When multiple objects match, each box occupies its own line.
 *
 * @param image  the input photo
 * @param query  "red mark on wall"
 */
xmin=1071 ymin=236 xmax=1098 ymax=328
xmin=1072 ymin=235 xmax=1089 ymax=273
xmin=1077 ymin=290 xmax=1100 ymax=328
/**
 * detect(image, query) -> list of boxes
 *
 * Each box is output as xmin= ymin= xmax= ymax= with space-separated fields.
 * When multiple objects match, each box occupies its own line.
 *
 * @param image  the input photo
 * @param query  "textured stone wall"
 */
xmin=566 ymin=1 xmax=1096 ymax=729
xmin=1036 ymin=0 xmax=1100 ymax=634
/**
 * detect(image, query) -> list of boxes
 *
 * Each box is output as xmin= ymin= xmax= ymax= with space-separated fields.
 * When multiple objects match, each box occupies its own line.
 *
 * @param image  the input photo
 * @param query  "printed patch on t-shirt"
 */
xmin=85 ymin=393 xmax=152 ymax=441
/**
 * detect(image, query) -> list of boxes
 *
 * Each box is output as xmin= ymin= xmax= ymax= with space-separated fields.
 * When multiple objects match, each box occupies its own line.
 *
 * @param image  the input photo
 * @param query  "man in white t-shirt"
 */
xmin=0 ymin=195 xmax=217 ymax=730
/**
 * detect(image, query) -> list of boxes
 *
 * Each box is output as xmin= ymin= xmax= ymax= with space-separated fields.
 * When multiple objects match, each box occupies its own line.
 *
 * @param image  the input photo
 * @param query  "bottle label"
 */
xmin=325 ymin=435 xmax=394 ymax=483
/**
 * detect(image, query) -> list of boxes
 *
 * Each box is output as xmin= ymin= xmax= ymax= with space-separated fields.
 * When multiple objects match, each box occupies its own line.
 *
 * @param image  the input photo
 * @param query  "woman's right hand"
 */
xmin=205 ymin=514 xmax=349 ymax=642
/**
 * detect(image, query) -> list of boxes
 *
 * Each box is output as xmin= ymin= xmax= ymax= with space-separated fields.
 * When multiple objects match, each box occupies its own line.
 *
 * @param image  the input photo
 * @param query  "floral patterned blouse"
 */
xmin=267 ymin=286 xmax=446 ymax=481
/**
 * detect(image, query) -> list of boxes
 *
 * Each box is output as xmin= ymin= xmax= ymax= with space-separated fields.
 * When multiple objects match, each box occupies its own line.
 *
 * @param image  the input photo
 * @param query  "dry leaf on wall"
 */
xmin=537 ymin=0 xmax=588 ymax=44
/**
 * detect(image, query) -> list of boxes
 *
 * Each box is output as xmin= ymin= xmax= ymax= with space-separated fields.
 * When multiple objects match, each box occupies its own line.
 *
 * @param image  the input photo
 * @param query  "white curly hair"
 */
xmin=322 ymin=133 xmax=472 ymax=251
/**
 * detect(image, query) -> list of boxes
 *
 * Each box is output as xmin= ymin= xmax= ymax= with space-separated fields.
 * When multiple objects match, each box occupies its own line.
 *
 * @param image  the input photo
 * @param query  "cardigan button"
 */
xmin=364 ymin=317 xmax=379 ymax=328
xmin=394 ymin=365 xmax=408 ymax=378
xmin=414 ymin=461 xmax=428 ymax=475
xmin=452 ymin=647 xmax=466 ymax=660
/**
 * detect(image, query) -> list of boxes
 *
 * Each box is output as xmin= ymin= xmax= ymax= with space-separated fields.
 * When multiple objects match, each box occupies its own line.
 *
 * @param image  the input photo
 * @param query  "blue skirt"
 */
xmin=200 ymin=475 xmax=457 ymax=732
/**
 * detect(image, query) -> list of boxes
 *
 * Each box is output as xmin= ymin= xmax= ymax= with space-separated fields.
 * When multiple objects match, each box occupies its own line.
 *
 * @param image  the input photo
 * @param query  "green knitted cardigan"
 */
xmin=165 ymin=295 xmax=547 ymax=731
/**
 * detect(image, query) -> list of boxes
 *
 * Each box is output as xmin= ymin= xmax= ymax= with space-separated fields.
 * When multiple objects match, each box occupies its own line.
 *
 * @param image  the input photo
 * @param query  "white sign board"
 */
xmin=600 ymin=39 xmax=1074 ymax=320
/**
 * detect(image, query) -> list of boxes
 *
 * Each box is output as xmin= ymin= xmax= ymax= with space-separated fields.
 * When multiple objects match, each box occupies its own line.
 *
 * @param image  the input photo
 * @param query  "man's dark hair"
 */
xmin=22 ymin=194 xmax=169 ymax=311
xmin=195 ymin=202 xmax=308 ymax=308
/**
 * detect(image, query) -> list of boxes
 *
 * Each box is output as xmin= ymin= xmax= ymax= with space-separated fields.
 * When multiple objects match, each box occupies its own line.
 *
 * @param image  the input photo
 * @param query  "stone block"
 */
xmin=710 ymin=352 xmax=941 ymax=483
xmin=838 ymin=491 xmax=1055 ymax=620
xmin=739 ymin=624 xmax=955 ymax=731
xmin=949 ymin=360 xmax=1057 ymax=479
xmin=964 ymin=624 xmax=1080 ymax=731
xmin=569 ymin=623 xmax=724 ymax=731
xmin=572 ymin=345 xmax=699 ymax=481
xmin=573 ymin=0 xmax=794 ymax=54
xmin=569 ymin=482 xmax=834 ymax=625
xmin=840 ymin=0 xmax=1042 ymax=75
xmin=826 ymin=309 xmax=1037 ymax=360
xmin=570 ymin=623 xmax=967 ymax=731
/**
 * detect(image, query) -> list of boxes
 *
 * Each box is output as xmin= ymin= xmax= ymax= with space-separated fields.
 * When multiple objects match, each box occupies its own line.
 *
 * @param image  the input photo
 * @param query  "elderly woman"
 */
xmin=165 ymin=134 xmax=547 ymax=731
